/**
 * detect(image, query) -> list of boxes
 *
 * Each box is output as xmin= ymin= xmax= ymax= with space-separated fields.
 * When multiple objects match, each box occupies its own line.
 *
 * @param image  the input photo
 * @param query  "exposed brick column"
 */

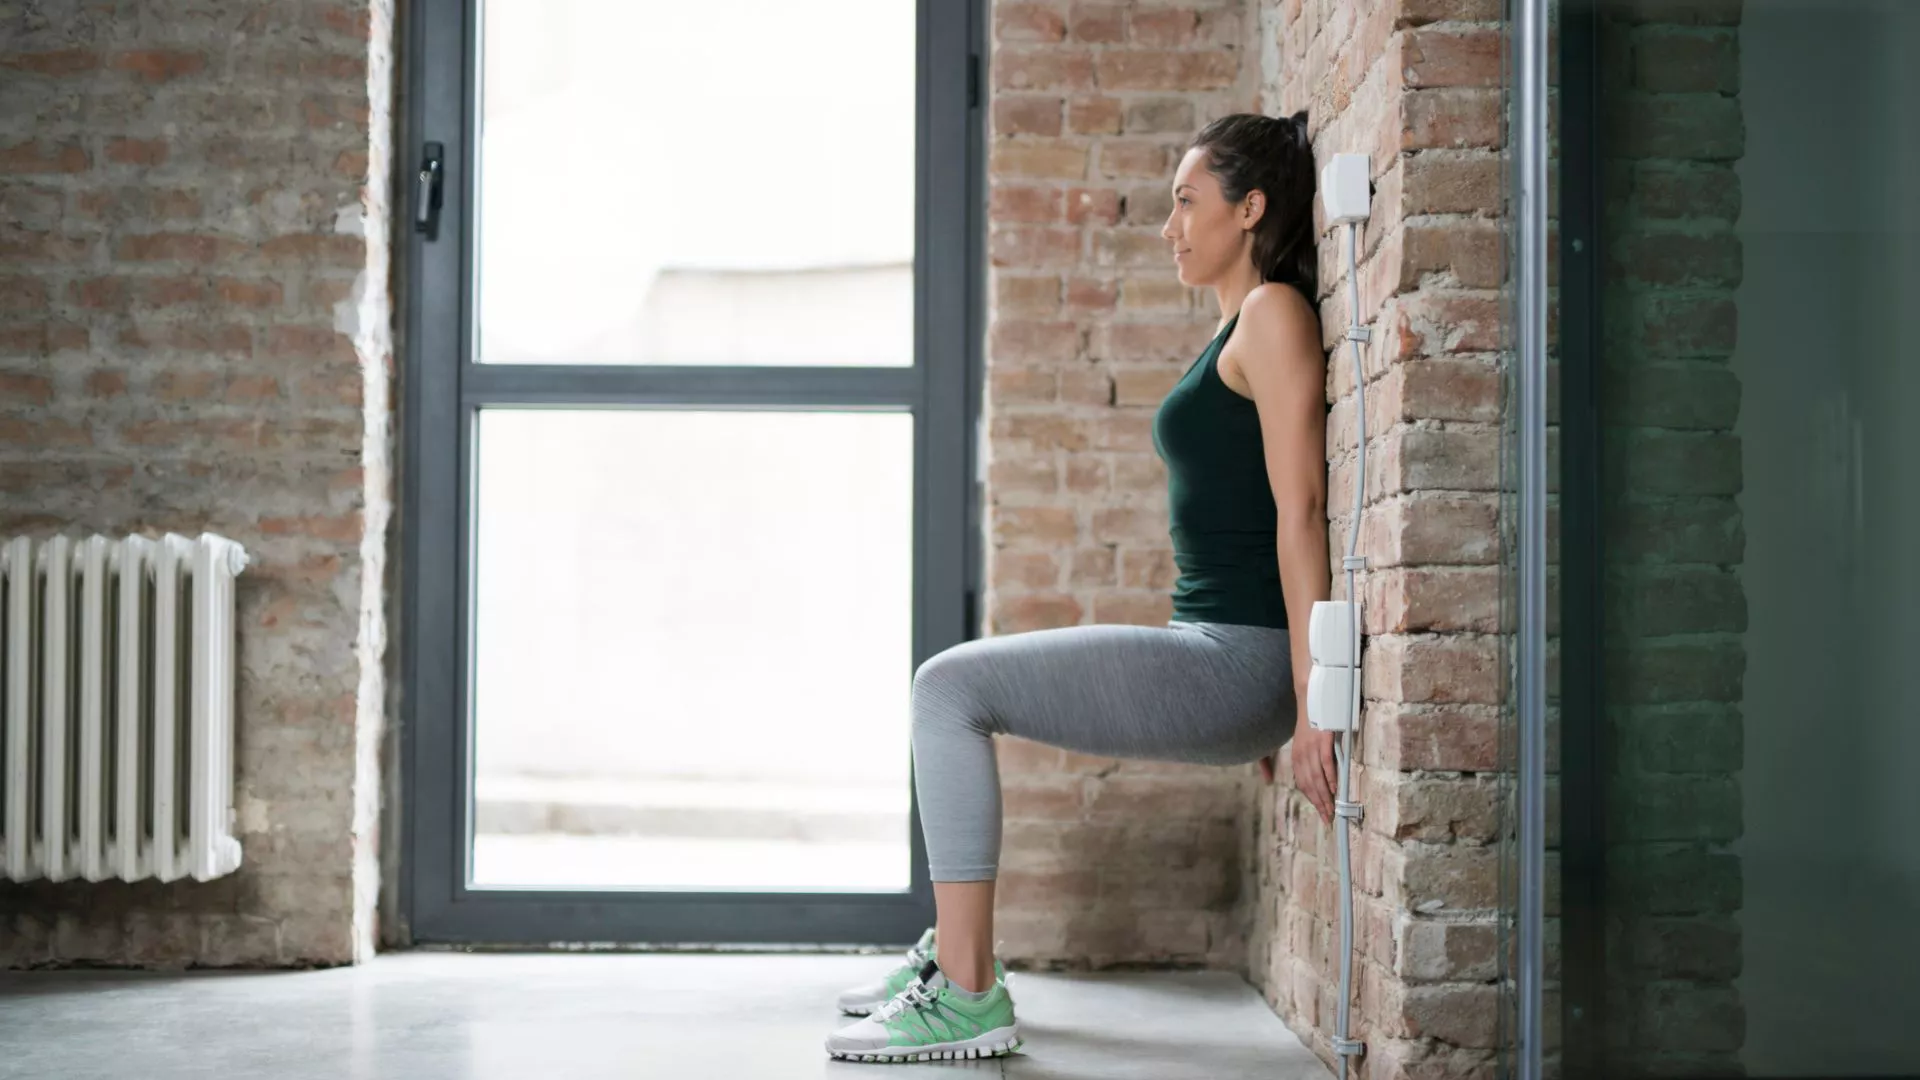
xmin=1250 ymin=0 xmax=1511 ymax=1076
xmin=0 ymin=0 xmax=396 ymax=967
xmin=982 ymin=0 xmax=1268 ymax=970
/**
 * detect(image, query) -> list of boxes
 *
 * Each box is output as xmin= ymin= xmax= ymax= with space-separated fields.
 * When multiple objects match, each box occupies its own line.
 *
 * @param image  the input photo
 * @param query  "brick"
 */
xmin=1401 ymin=219 xmax=1504 ymax=289
xmin=1365 ymin=634 xmax=1502 ymax=705
xmin=1605 ymin=637 xmax=1744 ymax=705
xmin=0 ymin=275 xmax=49 ymax=311
xmin=1397 ymin=916 xmax=1497 ymax=982
xmin=1610 ymin=774 xmax=1742 ymax=843
xmin=1602 ymin=361 xmax=1739 ymax=430
xmin=995 ymin=3 xmax=1068 ymax=43
xmin=1634 ymin=30 xmax=1739 ymax=93
xmin=1403 ymin=88 xmax=1502 ymax=150
xmin=1062 ymin=459 xmax=1110 ymax=496
xmin=1623 ymin=916 xmax=1740 ymax=980
xmin=1112 ymin=366 xmax=1180 ymax=405
xmin=1118 ymin=275 xmax=1187 ymax=311
xmin=1090 ymin=228 xmax=1173 ymax=267
xmin=73 ymin=186 xmax=202 ymax=224
xmin=1608 ymin=94 xmax=1744 ymax=161
xmin=259 ymin=234 xmax=365 ymax=268
xmin=1063 ymin=274 xmax=1117 ymax=311
xmin=1088 ymin=320 xmax=1210 ymax=363
xmin=216 ymin=278 xmax=285 ymax=308
xmin=105 ymin=137 xmax=169 ymax=166
xmin=1609 ymin=229 xmax=1742 ymax=289
xmin=992 ymin=504 xmax=1079 ymax=545
xmin=1364 ymin=567 xmax=1500 ymax=633
xmin=989 ymin=457 xmax=1059 ymax=494
xmin=1395 ymin=841 xmax=1499 ymax=912
xmin=989 ymin=318 xmax=1081 ymax=363
xmin=990 ymin=366 xmax=1060 ymax=404
xmin=993 ymin=410 xmax=1088 ymax=450
xmin=1363 ymin=494 xmax=1500 ymax=567
xmin=0 ymin=49 xmax=101 ymax=76
xmin=994 ymin=96 xmax=1065 ymax=138
xmin=990 ymin=545 xmax=1067 ymax=588
xmin=1612 ymin=705 xmax=1742 ymax=774
xmin=992 ymin=48 xmax=1096 ymax=92
xmin=118 ymin=321 xmax=253 ymax=357
xmin=991 ymin=225 xmax=1081 ymax=267
xmin=1066 ymin=544 xmax=1115 ymax=584
xmin=1097 ymin=138 xmax=1177 ymax=179
xmin=1396 ymin=0 xmax=1502 ymax=24
xmin=1603 ymin=496 xmax=1742 ymax=564
xmin=0 ymin=411 xmax=90 ymax=445
xmin=1400 ymin=152 xmax=1501 ymax=216
xmin=1067 ymin=3 xmax=1125 ymax=43
xmin=995 ymin=272 xmax=1062 ymax=314
xmin=0 ymin=321 xmax=90 ymax=354
xmin=1128 ymin=8 xmax=1201 ymax=47
xmin=116 ymin=233 xmax=245 ymax=264
xmin=1120 ymin=183 xmax=1173 ymax=224
xmin=1616 ymin=430 xmax=1741 ymax=496
xmin=0 ymin=139 xmax=88 ymax=174
xmin=1398 ymin=28 xmax=1502 ymax=88
xmin=1124 ymin=97 xmax=1194 ymax=133
xmin=1612 ymin=0 xmax=1744 ymax=26
xmin=991 ymin=141 xmax=1089 ymax=185
xmin=1066 ymin=95 xmax=1123 ymax=135
xmin=110 ymin=49 xmax=208 ymax=82
xmin=1118 ymin=547 xmax=1175 ymax=589
xmin=1634 ymin=162 xmax=1741 ymax=221
xmin=991 ymin=592 xmax=1084 ymax=633
xmin=1064 ymin=186 xmax=1122 ymax=226
xmin=1090 ymin=505 xmax=1164 ymax=544
xmin=1058 ymin=368 xmax=1111 ymax=404
xmin=1605 ymin=566 xmax=1745 ymax=635
xmin=0 ymin=372 xmax=52 ymax=404
xmin=1094 ymin=50 xmax=1239 ymax=92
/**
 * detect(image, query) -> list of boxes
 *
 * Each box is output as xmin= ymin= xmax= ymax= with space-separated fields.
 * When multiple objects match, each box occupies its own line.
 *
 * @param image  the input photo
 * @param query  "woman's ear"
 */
xmin=1242 ymin=190 xmax=1265 ymax=231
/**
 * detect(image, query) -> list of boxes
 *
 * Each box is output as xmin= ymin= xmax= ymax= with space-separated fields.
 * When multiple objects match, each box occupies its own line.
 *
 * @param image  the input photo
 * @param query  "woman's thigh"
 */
xmin=912 ymin=619 xmax=1297 ymax=767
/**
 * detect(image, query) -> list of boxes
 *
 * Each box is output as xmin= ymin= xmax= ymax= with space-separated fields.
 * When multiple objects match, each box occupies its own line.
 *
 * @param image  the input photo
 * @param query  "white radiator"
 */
xmin=0 ymin=532 xmax=248 ymax=884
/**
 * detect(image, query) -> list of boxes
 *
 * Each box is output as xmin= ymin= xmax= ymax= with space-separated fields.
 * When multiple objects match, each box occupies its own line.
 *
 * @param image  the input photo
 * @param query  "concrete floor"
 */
xmin=0 ymin=951 xmax=1328 ymax=1080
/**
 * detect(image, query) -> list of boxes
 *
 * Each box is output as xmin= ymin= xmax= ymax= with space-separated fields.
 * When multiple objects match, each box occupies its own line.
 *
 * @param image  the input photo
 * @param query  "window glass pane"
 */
xmin=475 ymin=0 xmax=916 ymax=366
xmin=470 ymin=408 xmax=915 ymax=892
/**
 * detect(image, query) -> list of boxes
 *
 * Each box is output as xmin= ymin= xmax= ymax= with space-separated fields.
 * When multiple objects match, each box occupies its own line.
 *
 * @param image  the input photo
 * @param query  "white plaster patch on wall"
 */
xmin=352 ymin=0 xmax=401 ymax=964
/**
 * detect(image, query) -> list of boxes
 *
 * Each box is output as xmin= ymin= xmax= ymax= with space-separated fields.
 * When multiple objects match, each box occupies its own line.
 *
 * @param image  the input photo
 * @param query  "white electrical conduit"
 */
xmin=1307 ymin=152 xmax=1372 ymax=1078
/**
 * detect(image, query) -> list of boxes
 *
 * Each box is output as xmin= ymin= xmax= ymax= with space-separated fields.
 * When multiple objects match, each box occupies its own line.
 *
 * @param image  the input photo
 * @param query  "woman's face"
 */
xmin=1161 ymin=147 xmax=1260 ymax=287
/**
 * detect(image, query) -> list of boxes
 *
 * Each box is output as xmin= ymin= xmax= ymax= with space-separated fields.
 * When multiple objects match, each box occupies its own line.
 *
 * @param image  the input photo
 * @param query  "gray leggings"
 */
xmin=909 ymin=619 xmax=1298 ymax=881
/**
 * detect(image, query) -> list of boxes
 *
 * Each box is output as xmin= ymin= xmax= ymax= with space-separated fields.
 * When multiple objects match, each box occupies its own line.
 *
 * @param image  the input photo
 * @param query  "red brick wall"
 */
xmin=1250 ymin=0 xmax=1510 ymax=1076
xmin=982 ymin=0 xmax=1267 ymax=970
xmin=0 ymin=0 xmax=395 ymax=967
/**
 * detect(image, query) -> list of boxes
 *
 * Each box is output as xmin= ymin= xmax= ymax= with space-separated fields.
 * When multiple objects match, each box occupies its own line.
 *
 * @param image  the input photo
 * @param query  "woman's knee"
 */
xmin=911 ymin=642 xmax=994 ymax=736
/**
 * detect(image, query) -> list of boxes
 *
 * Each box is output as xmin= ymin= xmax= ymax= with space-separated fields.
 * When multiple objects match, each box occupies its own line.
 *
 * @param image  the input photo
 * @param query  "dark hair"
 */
xmin=1187 ymin=110 xmax=1318 ymax=302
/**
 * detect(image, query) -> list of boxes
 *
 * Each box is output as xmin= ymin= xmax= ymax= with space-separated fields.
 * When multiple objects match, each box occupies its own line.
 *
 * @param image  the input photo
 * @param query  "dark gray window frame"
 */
xmin=397 ymin=0 xmax=984 ymax=946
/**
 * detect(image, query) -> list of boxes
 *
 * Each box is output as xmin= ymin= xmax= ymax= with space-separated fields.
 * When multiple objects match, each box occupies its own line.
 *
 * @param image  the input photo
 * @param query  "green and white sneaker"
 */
xmin=835 ymin=928 xmax=1005 ymax=1015
xmin=825 ymin=957 xmax=1022 ymax=1063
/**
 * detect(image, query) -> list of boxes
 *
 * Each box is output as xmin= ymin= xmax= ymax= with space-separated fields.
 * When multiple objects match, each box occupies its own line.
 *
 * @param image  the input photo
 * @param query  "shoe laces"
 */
xmin=873 ymin=979 xmax=938 ymax=1023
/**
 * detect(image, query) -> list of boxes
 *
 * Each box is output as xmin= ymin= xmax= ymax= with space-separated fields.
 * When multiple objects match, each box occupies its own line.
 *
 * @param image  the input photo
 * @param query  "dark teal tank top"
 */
xmin=1150 ymin=312 xmax=1287 ymax=628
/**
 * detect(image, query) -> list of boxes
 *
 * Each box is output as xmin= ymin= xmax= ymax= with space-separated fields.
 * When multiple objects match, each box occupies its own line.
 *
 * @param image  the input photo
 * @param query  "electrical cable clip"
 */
xmin=1333 ymin=1036 xmax=1365 ymax=1057
xmin=1335 ymin=800 xmax=1363 ymax=821
xmin=1344 ymin=325 xmax=1371 ymax=343
xmin=1342 ymin=555 xmax=1366 ymax=572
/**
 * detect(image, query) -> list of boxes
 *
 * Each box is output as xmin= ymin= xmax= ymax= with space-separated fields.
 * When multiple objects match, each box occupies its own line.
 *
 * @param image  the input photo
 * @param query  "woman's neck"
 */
xmin=1211 ymin=263 xmax=1265 ymax=327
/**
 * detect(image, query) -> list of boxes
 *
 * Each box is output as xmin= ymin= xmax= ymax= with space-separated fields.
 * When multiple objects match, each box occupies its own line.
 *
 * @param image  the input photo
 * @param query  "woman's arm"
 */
xmin=1234 ymin=282 xmax=1338 ymax=822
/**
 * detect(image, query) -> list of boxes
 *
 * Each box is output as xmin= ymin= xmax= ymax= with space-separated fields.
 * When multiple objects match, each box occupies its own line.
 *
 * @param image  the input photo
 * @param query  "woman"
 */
xmin=825 ymin=110 xmax=1336 ymax=1064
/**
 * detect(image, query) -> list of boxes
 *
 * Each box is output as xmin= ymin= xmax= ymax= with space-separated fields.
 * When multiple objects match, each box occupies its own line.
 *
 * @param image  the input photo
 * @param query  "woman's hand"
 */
xmin=1288 ymin=725 xmax=1339 ymax=824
